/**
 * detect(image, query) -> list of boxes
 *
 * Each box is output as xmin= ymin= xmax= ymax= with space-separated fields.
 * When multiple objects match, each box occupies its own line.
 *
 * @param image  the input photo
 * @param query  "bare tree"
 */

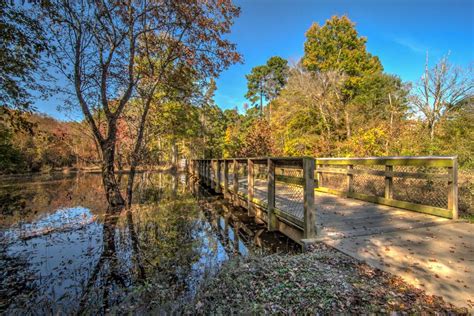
xmin=40 ymin=0 xmax=240 ymax=209
xmin=282 ymin=64 xmax=346 ymax=140
xmin=411 ymin=54 xmax=473 ymax=141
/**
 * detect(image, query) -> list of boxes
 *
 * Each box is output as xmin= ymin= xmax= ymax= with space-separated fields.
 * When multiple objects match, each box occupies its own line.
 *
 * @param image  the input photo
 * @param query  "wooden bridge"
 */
xmin=190 ymin=156 xmax=459 ymax=246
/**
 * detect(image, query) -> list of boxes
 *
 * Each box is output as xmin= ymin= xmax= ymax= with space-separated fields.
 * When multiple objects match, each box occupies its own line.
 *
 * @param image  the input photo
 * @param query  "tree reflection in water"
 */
xmin=0 ymin=171 xmax=297 ymax=313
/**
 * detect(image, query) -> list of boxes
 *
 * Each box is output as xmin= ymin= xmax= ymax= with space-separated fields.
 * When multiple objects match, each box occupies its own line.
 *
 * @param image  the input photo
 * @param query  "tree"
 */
xmin=350 ymin=73 xmax=409 ymax=153
xmin=148 ymin=100 xmax=198 ymax=167
xmin=126 ymin=57 xmax=199 ymax=206
xmin=435 ymin=99 xmax=474 ymax=168
xmin=411 ymin=55 xmax=473 ymax=141
xmin=245 ymin=56 xmax=289 ymax=117
xmin=303 ymin=15 xmax=382 ymax=89
xmin=270 ymin=65 xmax=346 ymax=156
xmin=264 ymin=56 xmax=290 ymax=101
xmin=239 ymin=118 xmax=274 ymax=157
xmin=0 ymin=2 xmax=48 ymax=113
xmin=303 ymin=16 xmax=383 ymax=137
xmin=39 ymin=0 xmax=241 ymax=209
xmin=245 ymin=65 xmax=268 ymax=116
xmin=0 ymin=2 xmax=50 ymax=134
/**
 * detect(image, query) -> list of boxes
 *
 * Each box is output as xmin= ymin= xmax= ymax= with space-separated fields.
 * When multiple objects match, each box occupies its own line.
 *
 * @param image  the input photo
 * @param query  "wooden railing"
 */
xmin=192 ymin=157 xmax=317 ymax=242
xmin=190 ymin=156 xmax=459 ymax=243
xmin=314 ymin=156 xmax=458 ymax=219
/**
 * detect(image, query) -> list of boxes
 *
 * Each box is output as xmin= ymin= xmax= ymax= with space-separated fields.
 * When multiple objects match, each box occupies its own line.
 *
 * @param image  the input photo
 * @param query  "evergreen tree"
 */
xmin=245 ymin=56 xmax=289 ymax=116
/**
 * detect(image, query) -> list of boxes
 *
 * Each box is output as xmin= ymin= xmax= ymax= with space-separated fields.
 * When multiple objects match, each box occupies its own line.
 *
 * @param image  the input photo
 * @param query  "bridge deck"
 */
xmin=243 ymin=179 xmax=450 ymax=240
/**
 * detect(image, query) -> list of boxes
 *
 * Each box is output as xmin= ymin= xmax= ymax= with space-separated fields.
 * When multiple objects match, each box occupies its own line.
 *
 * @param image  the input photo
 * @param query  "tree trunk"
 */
xmin=126 ymin=97 xmax=153 ymax=207
xmin=116 ymin=143 xmax=123 ymax=172
xmin=429 ymin=120 xmax=436 ymax=141
xmin=385 ymin=93 xmax=394 ymax=155
xmin=171 ymin=139 xmax=178 ymax=169
xmin=344 ymin=108 xmax=351 ymax=138
xmin=101 ymin=139 xmax=125 ymax=210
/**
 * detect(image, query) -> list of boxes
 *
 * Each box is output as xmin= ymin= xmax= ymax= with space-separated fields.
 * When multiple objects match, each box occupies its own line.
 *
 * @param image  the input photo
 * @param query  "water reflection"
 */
xmin=0 ymin=172 xmax=297 ymax=313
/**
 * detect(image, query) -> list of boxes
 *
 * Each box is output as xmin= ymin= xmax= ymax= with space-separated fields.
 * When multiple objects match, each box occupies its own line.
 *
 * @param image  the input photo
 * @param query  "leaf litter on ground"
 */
xmin=179 ymin=243 xmax=468 ymax=314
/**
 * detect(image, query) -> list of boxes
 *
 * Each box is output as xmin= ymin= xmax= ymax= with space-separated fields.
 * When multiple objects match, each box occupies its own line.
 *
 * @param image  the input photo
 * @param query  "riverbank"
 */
xmin=0 ymin=165 xmax=178 ymax=180
xmin=179 ymin=243 xmax=468 ymax=314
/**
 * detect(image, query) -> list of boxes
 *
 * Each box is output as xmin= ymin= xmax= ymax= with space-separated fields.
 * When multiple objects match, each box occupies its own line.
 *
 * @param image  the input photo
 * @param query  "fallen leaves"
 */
xmin=184 ymin=243 xmax=468 ymax=314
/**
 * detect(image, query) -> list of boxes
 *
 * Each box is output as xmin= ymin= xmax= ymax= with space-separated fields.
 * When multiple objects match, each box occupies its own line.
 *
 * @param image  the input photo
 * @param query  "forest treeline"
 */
xmin=1 ymin=15 xmax=472 ymax=175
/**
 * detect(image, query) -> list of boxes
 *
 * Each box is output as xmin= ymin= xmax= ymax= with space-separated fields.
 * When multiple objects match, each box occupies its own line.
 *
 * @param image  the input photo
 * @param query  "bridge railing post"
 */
xmin=347 ymin=164 xmax=354 ymax=193
xmin=210 ymin=160 xmax=215 ymax=190
xmin=216 ymin=160 xmax=221 ymax=193
xmin=202 ymin=160 xmax=206 ymax=184
xmin=233 ymin=159 xmax=238 ymax=202
xmin=316 ymin=163 xmax=322 ymax=188
xmin=198 ymin=160 xmax=201 ymax=180
xmin=224 ymin=160 xmax=229 ymax=198
xmin=206 ymin=160 xmax=210 ymax=186
xmin=207 ymin=160 xmax=211 ymax=187
xmin=448 ymin=157 xmax=458 ymax=220
xmin=267 ymin=158 xmax=277 ymax=231
xmin=303 ymin=157 xmax=316 ymax=239
xmin=385 ymin=165 xmax=393 ymax=199
xmin=247 ymin=159 xmax=255 ymax=216
xmin=202 ymin=160 xmax=205 ymax=183
xmin=201 ymin=160 xmax=204 ymax=183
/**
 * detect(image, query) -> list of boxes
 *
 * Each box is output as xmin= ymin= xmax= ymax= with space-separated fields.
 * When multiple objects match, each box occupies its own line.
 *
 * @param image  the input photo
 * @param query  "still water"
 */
xmin=0 ymin=172 xmax=296 ymax=314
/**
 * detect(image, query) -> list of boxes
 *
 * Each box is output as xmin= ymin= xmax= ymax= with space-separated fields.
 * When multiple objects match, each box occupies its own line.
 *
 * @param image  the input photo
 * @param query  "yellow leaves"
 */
xmin=343 ymin=127 xmax=388 ymax=157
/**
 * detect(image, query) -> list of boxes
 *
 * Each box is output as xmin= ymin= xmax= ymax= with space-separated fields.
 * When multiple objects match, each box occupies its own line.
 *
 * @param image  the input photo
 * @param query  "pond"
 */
xmin=0 ymin=171 xmax=297 ymax=314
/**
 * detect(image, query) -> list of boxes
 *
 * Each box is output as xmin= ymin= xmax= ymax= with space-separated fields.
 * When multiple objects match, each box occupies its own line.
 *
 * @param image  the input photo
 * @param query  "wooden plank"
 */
xmin=318 ymin=207 xmax=443 ymax=223
xmin=207 ymin=160 xmax=211 ymax=186
xmin=267 ymin=159 xmax=278 ymax=231
xmin=303 ymin=157 xmax=316 ymax=238
xmin=316 ymin=187 xmax=348 ymax=197
xmin=316 ymin=167 xmax=450 ymax=180
xmin=316 ymin=164 xmax=322 ymax=188
xmin=202 ymin=160 xmax=206 ymax=184
xmin=275 ymin=175 xmax=304 ymax=185
xmin=224 ymin=160 xmax=229 ymax=197
xmin=210 ymin=160 xmax=215 ymax=190
xmin=448 ymin=158 xmax=459 ymax=220
xmin=316 ymin=167 xmax=351 ymax=175
xmin=233 ymin=159 xmax=238 ymax=198
xmin=247 ymin=159 xmax=255 ymax=217
xmin=315 ymin=186 xmax=452 ymax=218
xmin=385 ymin=165 xmax=393 ymax=199
xmin=316 ymin=157 xmax=455 ymax=167
xmin=347 ymin=192 xmax=453 ymax=218
xmin=216 ymin=160 xmax=221 ymax=193
xmin=347 ymin=164 xmax=353 ymax=193
xmin=319 ymin=211 xmax=447 ymax=229
xmin=275 ymin=220 xmax=304 ymax=245
xmin=273 ymin=208 xmax=304 ymax=229
xmin=390 ymin=171 xmax=449 ymax=180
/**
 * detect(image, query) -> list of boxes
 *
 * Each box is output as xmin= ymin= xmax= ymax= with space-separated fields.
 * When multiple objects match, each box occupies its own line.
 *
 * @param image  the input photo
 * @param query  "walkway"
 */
xmin=325 ymin=222 xmax=473 ymax=309
xmin=248 ymin=178 xmax=450 ymax=239
xmin=247 ymin=179 xmax=473 ymax=309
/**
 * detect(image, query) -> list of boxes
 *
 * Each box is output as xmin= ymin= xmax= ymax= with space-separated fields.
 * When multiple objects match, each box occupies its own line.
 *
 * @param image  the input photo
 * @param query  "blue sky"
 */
xmin=36 ymin=0 xmax=473 ymax=120
xmin=214 ymin=0 xmax=474 ymax=111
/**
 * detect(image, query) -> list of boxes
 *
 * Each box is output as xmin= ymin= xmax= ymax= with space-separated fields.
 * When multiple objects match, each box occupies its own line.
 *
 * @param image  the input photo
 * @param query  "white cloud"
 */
xmin=394 ymin=37 xmax=429 ymax=55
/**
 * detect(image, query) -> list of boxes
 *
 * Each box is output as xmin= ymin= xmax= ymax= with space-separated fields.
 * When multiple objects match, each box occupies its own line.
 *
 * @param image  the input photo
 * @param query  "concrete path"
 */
xmin=325 ymin=222 xmax=474 ymax=309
